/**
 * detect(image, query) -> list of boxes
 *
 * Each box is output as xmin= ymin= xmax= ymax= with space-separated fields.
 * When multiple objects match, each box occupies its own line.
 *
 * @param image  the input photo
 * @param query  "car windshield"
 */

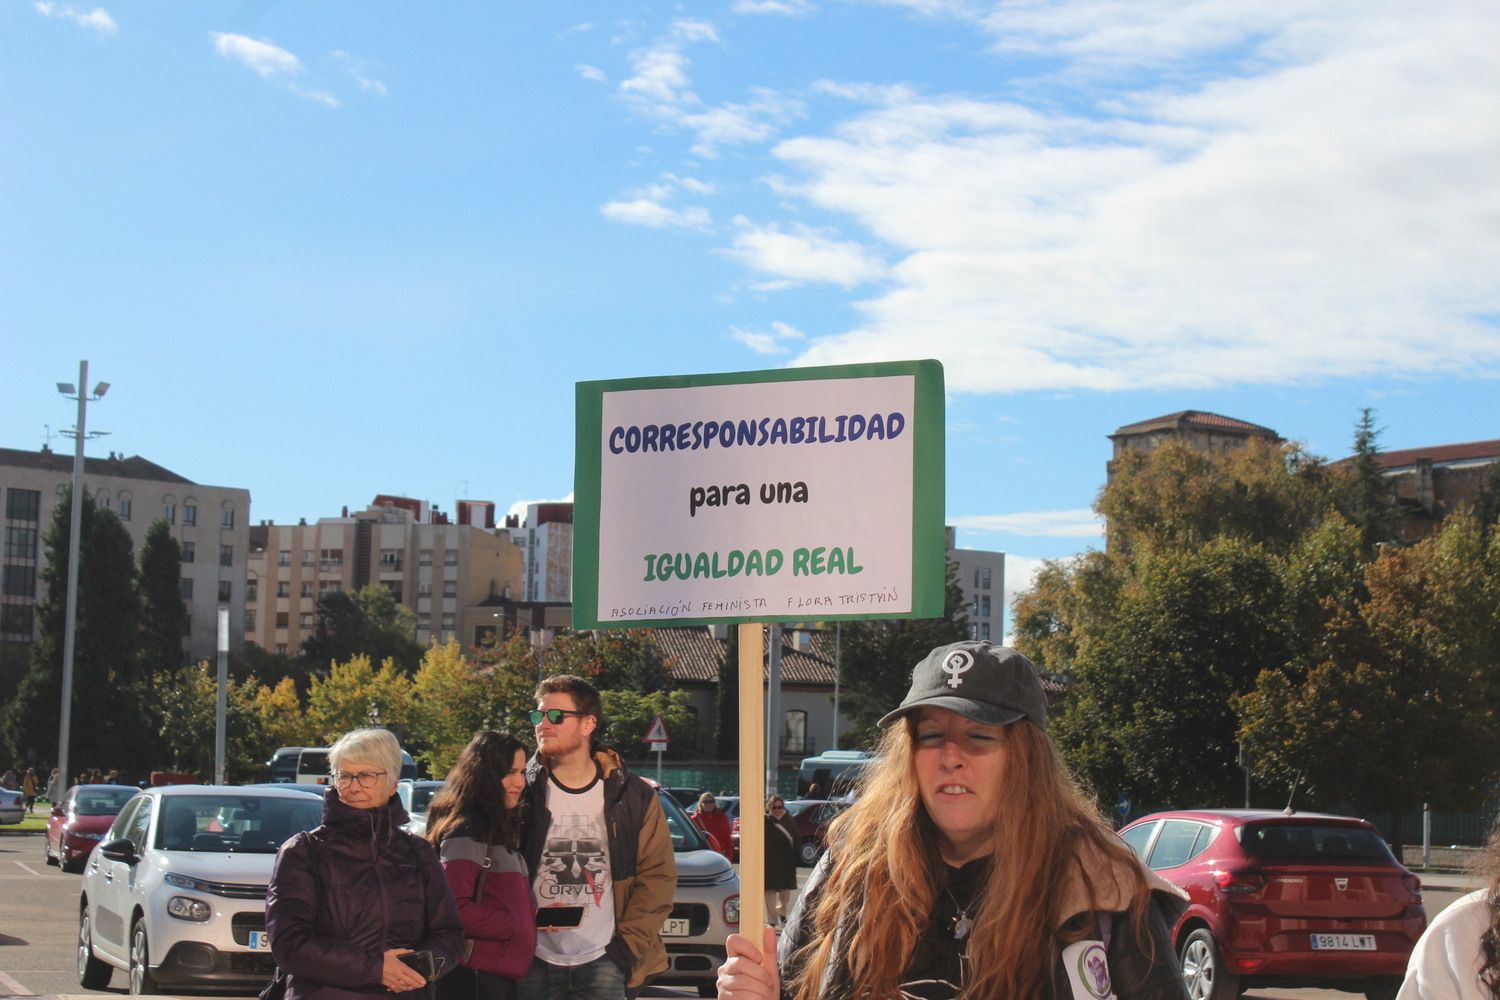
xmin=1240 ymin=823 xmax=1393 ymax=864
xmin=655 ymin=790 xmax=712 ymax=852
xmin=409 ymin=784 xmax=442 ymax=815
xmin=155 ymin=794 xmax=323 ymax=853
xmin=77 ymin=788 xmax=137 ymax=815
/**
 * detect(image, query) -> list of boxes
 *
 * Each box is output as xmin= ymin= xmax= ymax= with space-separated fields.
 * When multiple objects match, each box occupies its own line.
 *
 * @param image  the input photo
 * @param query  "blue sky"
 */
xmin=5 ymin=1 xmax=1498 ymax=638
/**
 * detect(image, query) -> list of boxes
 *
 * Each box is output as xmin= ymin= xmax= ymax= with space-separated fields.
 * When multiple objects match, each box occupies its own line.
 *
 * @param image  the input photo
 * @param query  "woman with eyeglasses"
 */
xmin=266 ymin=727 xmax=464 ymax=1000
xmin=764 ymin=797 xmax=800 ymax=928
xmin=425 ymin=731 xmax=536 ymax=1000
xmin=716 ymin=642 xmax=1190 ymax=1000
xmin=693 ymin=791 xmax=734 ymax=860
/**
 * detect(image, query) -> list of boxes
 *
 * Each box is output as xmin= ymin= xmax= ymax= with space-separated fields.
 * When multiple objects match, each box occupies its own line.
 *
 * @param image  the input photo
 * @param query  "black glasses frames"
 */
xmin=529 ymin=708 xmax=587 ymax=726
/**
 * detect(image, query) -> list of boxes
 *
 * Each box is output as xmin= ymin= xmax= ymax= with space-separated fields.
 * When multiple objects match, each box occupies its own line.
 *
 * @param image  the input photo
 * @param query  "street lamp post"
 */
xmin=55 ymin=361 xmax=109 ymax=793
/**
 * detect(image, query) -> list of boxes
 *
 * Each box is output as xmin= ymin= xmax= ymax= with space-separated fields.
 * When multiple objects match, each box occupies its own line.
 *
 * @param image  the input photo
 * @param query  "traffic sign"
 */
xmin=644 ymin=714 xmax=670 ymax=746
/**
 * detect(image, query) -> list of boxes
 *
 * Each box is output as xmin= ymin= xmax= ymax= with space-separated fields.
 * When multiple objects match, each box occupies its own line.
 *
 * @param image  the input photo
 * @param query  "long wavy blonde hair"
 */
xmin=787 ymin=716 xmax=1151 ymax=1000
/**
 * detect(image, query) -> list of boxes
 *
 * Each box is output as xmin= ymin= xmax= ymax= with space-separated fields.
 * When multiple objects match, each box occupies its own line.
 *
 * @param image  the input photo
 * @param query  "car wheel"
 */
xmin=798 ymin=837 xmax=820 ymax=867
xmin=1179 ymin=928 xmax=1238 ymax=1000
xmin=129 ymin=919 xmax=159 ymax=995
xmin=1365 ymin=977 xmax=1401 ymax=1000
xmin=77 ymin=906 xmax=112 ymax=989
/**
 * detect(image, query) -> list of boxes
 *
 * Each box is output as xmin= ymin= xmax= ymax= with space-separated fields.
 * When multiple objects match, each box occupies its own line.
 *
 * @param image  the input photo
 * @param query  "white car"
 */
xmin=396 ymin=779 xmax=445 ymax=838
xmin=652 ymin=786 xmax=741 ymax=998
xmin=77 ymin=784 xmax=323 ymax=994
xmin=0 ymin=787 xmax=24 ymax=825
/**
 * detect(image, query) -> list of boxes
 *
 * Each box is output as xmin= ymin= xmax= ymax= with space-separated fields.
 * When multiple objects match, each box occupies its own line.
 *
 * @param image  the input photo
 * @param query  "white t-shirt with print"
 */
xmin=533 ymin=771 xmax=616 ymax=966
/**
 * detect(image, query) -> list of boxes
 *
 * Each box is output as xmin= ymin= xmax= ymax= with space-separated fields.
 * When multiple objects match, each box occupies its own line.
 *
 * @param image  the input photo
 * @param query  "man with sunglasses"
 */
xmin=518 ymin=675 xmax=676 ymax=1000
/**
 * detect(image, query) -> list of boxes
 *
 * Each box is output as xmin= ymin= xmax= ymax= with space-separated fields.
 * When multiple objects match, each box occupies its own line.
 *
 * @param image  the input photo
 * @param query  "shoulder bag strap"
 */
xmin=471 ymin=840 xmax=493 ymax=902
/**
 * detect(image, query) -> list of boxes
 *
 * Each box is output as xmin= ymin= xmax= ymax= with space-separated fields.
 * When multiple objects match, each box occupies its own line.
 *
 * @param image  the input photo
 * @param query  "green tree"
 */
xmin=252 ymin=676 xmax=312 ymax=753
xmin=541 ymin=629 xmax=672 ymax=693
xmin=1337 ymin=408 xmax=1399 ymax=551
xmin=301 ymin=586 xmax=424 ymax=675
xmin=305 ymin=655 xmax=414 ymax=743
xmin=2 ymin=487 xmax=148 ymax=776
xmin=138 ymin=519 xmax=187 ymax=687
xmin=716 ymin=626 xmax=740 ymax=758
xmin=838 ymin=560 xmax=970 ymax=747
xmin=600 ymin=689 xmax=698 ymax=758
xmin=408 ymin=639 xmax=536 ymax=776
xmin=154 ymin=661 xmax=267 ymax=780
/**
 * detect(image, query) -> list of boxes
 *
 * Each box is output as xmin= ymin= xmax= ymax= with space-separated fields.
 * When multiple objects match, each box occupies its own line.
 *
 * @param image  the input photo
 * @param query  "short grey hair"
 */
xmin=328 ymin=728 xmax=402 ymax=778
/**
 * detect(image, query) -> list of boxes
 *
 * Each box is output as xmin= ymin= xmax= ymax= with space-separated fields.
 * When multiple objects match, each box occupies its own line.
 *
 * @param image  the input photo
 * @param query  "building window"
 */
xmin=278 ymin=550 xmax=291 ymax=567
xmin=419 ymin=550 xmax=432 ymax=566
xmin=783 ymin=710 xmax=809 ymax=756
xmin=246 ymin=580 xmax=258 ymax=602
xmin=275 ymin=612 xmax=289 ymax=629
xmin=275 ymin=643 xmax=288 ymax=655
xmin=1 ymin=603 xmax=34 ymax=636
xmin=299 ymin=612 xmax=313 ymax=629
xmin=975 ymin=567 xmax=991 ymax=590
xmin=4 ymin=526 xmax=37 ymax=559
xmin=245 ymin=609 xmax=257 ymax=631
xmin=221 ymin=508 xmax=235 ymax=529
xmin=2 ymin=564 xmax=36 ymax=597
xmin=118 ymin=497 xmax=132 ymax=521
xmin=220 ymin=544 xmax=233 ymax=567
xmin=182 ymin=612 xmax=192 ymax=637
xmin=277 ymin=581 xmax=290 ymax=598
xmin=979 ymin=595 xmax=991 ymax=618
xmin=302 ymin=549 xmax=314 ymax=566
xmin=444 ymin=549 xmax=459 ymax=566
xmin=183 ymin=503 xmax=197 ymax=527
xmin=301 ymin=581 xmax=314 ymax=598
xmin=163 ymin=502 xmax=176 ymax=524
xmin=320 ymin=549 xmax=343 ymax=571
xmin=418 ymin=582 xmax=431 ymax=597
xmin=180 ymin=578 xmax=193 ymax=599
xmin=5 ymin=488 xmax=41 ymax=521
xmin=441 ymin=613 xmax=456 ymax=631
xmin=379 ymin=549 xmax=402 ymax=569
xmin=979 ymin=622 xmax=991 ymax=641
xmin=442 ymin=580 xmax=458 ymax=598
xmin=181 ymin=541 xmax=195 ymax=563
xmin=320 ymin=581 xmax=342 ymax=593
xmin=218 ymin=581 xmax=232 ymax=602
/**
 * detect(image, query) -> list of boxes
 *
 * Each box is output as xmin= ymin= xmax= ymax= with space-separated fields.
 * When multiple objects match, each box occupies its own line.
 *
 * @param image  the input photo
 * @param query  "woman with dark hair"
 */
xmin=717 ymin=641 xmax=1189 ymax=1000
xmin=1399 ymin=820 xmax=1500 ymax=997
xmin=426 ymin=731 xmax=536 ymax=1000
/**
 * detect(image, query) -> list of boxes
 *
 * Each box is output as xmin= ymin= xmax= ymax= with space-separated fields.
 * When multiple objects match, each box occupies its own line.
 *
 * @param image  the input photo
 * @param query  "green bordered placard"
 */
xmin=573 ymin=359 xmax=944 ymax=628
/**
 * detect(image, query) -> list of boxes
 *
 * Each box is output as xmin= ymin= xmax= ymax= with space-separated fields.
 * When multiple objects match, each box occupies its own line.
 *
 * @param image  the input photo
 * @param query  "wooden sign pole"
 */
xmin=737 ymin=621 xmax=767 ymax=935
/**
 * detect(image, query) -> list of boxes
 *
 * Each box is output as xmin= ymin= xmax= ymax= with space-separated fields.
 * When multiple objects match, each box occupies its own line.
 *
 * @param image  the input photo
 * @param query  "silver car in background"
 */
xmin=397 ymin=779 xmax=446 ymax=838
xmin=651 ymin=786 xmax=741 ymax=998
xmin=77 ymin=784 xmax=323 ymax=994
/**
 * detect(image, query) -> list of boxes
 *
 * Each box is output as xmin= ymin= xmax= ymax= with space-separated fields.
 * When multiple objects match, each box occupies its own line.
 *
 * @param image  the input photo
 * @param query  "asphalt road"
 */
xmin=0 ymin=827 xmax=1479 ymax=1000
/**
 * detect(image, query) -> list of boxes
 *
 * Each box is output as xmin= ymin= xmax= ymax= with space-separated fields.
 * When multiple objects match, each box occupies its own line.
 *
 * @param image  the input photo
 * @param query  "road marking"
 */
xmin=0 ymin=969 xmax=38 ymax=995
xmin=10 ymin=860 xmax=45 ymax=877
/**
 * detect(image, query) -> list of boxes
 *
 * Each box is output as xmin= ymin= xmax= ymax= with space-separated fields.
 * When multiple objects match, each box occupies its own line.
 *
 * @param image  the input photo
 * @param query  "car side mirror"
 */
xmin=98 ymin=838 xmax=138 ymax=864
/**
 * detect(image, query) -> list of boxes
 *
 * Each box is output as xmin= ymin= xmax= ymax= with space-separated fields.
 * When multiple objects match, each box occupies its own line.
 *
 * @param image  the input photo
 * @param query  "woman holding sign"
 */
xmin=715 ymin=641 xmax=1189 ymax=1000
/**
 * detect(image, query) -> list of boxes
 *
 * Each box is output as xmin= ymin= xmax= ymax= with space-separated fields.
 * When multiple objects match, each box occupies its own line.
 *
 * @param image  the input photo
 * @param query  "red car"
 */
xmin=44 ymin=784 xmax=139 ymax=873
xmin=730 ymin=799 xmax=849 ymax=866
xmin=1118 ymin=809 xmax=1425 ymax=1000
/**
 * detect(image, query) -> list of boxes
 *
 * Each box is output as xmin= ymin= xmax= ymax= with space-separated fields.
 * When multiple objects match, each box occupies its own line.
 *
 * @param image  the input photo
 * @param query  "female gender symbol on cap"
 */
xmin=941 ymin=649 xmax=974 ymax=688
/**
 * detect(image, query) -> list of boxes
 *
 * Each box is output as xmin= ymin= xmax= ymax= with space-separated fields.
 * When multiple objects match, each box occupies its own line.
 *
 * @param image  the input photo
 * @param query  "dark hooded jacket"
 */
xmin=265 ymin=789 xmax=464 ymax=1000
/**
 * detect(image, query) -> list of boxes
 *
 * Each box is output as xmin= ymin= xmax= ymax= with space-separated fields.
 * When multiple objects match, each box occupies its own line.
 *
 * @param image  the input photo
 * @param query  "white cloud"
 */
xmin=33 ymin=2 xmax=117 ymax=34
xmin=949 ymin=509 xmax=1104 ymax=539
xmin=619 ymin=22 xmax=797 ymax=156
xmin=333 ymin=50 xmax=387 ymax=96
xmin=731 ymin=320 xmax=807 ymax=355
xmin=733 ymin=0 xmax=816 ymax=15
xmin=577 ymin=64 xmax=608 ymax=84
xmin=601 ymin=198 xmax=712 ymax=230
xmin=748 ymin=4 xmax=1500 ymax=390
xmin=1001 ymin=554 xmax=1051 ymax=647
xmin=726 ymin=218 xmax=887 ymax=289
xmin=212 ymin=32 xmax=301 ymax=79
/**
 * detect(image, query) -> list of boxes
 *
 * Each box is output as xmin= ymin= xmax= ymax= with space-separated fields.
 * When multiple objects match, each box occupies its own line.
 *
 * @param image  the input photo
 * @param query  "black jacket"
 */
xmin=266 ymin=790 xmax=464 ymax=1000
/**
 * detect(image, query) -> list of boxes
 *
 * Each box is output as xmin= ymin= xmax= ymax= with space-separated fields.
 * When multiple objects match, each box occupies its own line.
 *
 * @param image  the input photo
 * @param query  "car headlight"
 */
xmin=723 ymin=894 xmax=740 ymax=927
xmin=167 ymin=896 xmax=212 ymax=922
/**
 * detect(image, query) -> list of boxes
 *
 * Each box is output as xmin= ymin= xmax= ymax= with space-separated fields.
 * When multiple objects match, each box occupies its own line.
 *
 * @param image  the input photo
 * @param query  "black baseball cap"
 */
xmin=877 ymin=640 xmax=1048 ymax=731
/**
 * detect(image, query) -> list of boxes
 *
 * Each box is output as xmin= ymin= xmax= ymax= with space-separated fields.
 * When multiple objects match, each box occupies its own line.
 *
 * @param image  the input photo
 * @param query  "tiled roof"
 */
xmin=0 ymin=447 xmax=195 ymax=484
xmin=1356 ymin=439 xmax=1500 ymax=471
xmin=1110 ymin=411 xmax=1280 ymax=439
xmin=653 ymin=626 xmax=838 ymax=686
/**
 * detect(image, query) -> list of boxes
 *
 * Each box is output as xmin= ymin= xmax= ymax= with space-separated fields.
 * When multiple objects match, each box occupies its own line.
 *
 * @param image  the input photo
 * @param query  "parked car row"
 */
xmin=0 ymin=786 xmax=25 ymax=825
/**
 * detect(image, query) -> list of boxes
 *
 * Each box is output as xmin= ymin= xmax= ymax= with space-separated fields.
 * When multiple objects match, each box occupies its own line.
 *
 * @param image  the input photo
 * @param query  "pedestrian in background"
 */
xmin=266 ymin=727 xmax=463 ymax=1000
xmin=717 ymin=640 xmax=1190 ymax=1000
xmin=1 ymin=769 xmax=15 ymax=790
xmin=45 ymin=767 xmax=61 ymax=805
xmin=426 ymin=731 xmax=537 ymax=1000
xmin=1399 ymin=817 xmax=1500 ymax=997
xmin=21 ymin=768 xmax=38 ymax=812
xmin=764 ymin=796 xmax=800 ymax=928
xmin=692 ymin=792 xmax=734 ymax=860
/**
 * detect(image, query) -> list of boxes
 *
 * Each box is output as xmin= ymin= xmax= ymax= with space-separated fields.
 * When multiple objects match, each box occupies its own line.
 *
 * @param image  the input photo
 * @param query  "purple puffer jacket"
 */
xmin=265 ymin=790 xmax=464 ymax=1000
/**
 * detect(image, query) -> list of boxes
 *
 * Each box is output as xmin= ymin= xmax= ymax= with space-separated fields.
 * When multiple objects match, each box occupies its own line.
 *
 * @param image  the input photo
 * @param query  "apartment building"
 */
xmin=945 ymin=526 xmax=1005 ymax=643
xmin=0 ymin=446 xmax=251 ymax=665
xmin=244 ymin=496 xmax=524 ymax=655
xmin=504 ymin=502 xmax=574 ymax=604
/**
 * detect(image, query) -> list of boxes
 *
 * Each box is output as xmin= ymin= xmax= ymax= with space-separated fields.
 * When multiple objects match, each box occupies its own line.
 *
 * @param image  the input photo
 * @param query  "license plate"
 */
xmin=661 ymin=918 xmax=692 ymax=938
xmin=1310 ymin=933 xmax=1375 ymax=951
xmin=248 ymin=931 xmax=272 ymax=951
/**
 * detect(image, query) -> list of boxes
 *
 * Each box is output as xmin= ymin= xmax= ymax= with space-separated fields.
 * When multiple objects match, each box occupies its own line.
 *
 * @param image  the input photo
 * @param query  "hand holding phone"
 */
xmin=382 ymin=949 xmax=428 ymax=991
xmin=398 ymin=951 xmax=437 ymax=979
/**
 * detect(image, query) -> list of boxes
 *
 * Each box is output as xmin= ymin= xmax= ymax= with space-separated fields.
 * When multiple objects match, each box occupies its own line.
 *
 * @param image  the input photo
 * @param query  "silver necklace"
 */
xmin=945 ymin=887 xmax=975 ymax=941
